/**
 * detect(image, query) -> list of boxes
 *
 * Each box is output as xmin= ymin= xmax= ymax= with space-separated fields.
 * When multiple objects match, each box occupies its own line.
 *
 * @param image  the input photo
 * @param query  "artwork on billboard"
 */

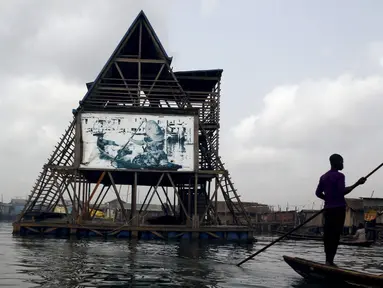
xmin=79 ymin=112 xmax=195 ymax=171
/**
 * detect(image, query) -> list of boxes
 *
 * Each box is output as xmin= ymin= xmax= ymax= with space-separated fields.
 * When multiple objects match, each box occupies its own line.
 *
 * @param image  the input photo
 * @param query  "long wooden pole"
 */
xmin=365 ymin=163 xmax=383 ymax=179
xmin=237 ymin=209 xmax=324 ymax=267
xmin=237 ymin=162 xmax=383 ymax=267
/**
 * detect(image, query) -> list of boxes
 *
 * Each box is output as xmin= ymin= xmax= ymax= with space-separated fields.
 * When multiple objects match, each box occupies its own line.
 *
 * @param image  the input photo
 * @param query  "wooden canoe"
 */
xmin=283 ymin=255 xmax=383 ymax=287
xmin=275 ymin=231 xmax=374 ymax=247
xmin=275 ymin=231 xmax=323 ymax=241
xmin=339 ymin=240 xmax=374 ymax=247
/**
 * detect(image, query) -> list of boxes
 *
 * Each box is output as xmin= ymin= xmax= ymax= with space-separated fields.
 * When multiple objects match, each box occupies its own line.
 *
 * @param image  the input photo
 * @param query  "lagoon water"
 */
xmin=0 ymin=222 xmax=382 ymax=287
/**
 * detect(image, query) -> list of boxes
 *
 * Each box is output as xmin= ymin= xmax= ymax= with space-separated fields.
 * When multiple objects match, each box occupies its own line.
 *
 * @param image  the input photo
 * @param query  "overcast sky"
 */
xmin=2 ymin=0 xmax=383 ymax=210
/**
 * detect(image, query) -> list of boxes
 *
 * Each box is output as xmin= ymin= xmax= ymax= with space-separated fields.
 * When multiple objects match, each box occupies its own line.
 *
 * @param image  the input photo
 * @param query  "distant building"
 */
xmin=344 ymin=198 xmax=364 ymax=233
xmin=362 ymin=197 xmax=383 ymax=224
xmin=361 ymin=197 xmax=383 ymax=241
xmin=261 ymin=210 xmax=297 ymax=225
xmin=105 ymin=199 xmax=165 ymax=223
xmin=298 ymin=209 xmax=323 ymax=228
xmin=240 ymin=201 xmax=271 ymax=215
xmin=9 ymin=198 xmax=27 ymax=216
xmin=0 ymin=202 xmax=11 ymax=219
xmin=216 ymin=201 xmax=271 ymax=225
xmin=275 ymin=211 xmax=296 ymax=224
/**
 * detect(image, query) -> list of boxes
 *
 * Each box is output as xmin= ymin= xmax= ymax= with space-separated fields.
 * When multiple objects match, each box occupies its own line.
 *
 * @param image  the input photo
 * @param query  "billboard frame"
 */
xmin=74 ymin=109 xmax=199 ymax=173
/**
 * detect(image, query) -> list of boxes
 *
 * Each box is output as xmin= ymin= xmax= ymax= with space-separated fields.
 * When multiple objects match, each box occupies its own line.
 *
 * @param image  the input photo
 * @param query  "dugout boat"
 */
xmin=283 ymin=255 xmax=383 ymax=288
xmin=275 ymin=231 xmax=322 ymax=241
xmin=275 ymin=232 xmax=374 ymax=247
xmin=339 ymin=240 xmax=374 ymax=247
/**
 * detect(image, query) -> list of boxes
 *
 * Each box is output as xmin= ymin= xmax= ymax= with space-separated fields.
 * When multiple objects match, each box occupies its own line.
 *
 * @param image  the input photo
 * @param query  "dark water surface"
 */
xmin=1 ymin=222 xmax=382 ymax=287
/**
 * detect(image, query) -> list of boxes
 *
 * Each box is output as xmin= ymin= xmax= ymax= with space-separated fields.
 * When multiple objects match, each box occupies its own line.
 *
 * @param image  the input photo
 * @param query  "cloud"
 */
xmin=1 ymin=0 xmax=382 ymax=213
xmin=225 ymin=72 xmax=383 ymax=208
xmin=366 ymin=41 xmax=383 ymax=71
xmin=200 ymin=0 xmax=220 ymax=17
xmin=0 ymin=1 xmax=173 ymax=82
xmin=0 ymin=1 xmax=175 ymax=201
xmin=0 ymin=76 xmax=85 ymax=197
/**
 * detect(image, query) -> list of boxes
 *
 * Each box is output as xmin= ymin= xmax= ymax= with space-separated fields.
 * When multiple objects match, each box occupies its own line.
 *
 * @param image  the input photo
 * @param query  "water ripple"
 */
xmin=0 ymin=222 xmax=381 ymax=287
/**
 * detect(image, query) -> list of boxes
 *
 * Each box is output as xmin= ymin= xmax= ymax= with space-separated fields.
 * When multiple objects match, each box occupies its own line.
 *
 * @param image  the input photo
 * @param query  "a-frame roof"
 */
xmin=78 ymin=10 xmax=222 ymax=111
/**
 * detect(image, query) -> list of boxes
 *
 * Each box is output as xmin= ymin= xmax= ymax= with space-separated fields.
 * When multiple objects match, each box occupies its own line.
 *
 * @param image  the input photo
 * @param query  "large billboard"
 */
xmin=79 ymin=112 xmax=196 ymax=171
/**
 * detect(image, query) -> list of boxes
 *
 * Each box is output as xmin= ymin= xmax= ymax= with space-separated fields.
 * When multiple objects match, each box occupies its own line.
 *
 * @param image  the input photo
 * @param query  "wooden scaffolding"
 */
xmin=15 ymin=11 xmax=252 ymax=228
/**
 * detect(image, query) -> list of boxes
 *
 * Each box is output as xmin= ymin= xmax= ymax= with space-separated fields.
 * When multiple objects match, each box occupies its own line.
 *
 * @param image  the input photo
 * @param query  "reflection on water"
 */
xmin=0 ymin=222 xmax=382 ymax=287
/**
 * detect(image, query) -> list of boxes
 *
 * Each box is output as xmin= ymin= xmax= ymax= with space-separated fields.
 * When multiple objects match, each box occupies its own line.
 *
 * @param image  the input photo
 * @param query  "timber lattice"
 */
xmin=16 ymin=11 xmax=252 ymax=228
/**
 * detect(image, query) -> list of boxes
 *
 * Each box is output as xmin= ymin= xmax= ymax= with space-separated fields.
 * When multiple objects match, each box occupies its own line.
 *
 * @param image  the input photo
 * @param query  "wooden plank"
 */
xmin=76 ymin=166 xmax=224 ymax=175
xmin=44 ymin=228 xmax=57 ymax=233
xmin=87 ymin=228 xmax=104 ymax=236
xmin=167 ymin=173 xmax=190 ymax=220
xmin=194 ymin=114 xmax=199 ymax=171
xmin=84 ymin=171 xmax=106 ymax=217
xmin=74 ymin=113 xmax=82 ymax=168
xmin=90 ymin=186 xmax=110 ymax=221
xmin=80 ymin=107 xmax=199 ymax=117
xmin=17 ymin=221 xmax=252 ymax=233
xmin=131 ymin=172 xmax=137 ymax=224
xmin=151 ymin=231 xmax=165 ymax=239
xmin=206 ymin=231 xmax=220 ymax=239
xmin=140 ymin=174 xmax=164 ymax=215
xmin=200 ymin=175 xmax=222 ymax=224
xmin=114 ymin=62 xmax=134 ymax=101
xmin=108 ymin=172 xmax=129 ymax=223
xmin=25 ymin=227 xmax=39 ymax=233
xmin=115 ymin=58 xmax=166 ymax=63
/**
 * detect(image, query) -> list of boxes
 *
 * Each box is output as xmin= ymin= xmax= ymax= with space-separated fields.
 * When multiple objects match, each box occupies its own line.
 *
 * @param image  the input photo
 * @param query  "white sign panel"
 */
xmin=80 ymin=112 xmax=195 ymax=171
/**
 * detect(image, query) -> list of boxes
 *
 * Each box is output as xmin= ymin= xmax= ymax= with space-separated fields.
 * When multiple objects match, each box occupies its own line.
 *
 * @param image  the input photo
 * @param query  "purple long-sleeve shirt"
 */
xmin=315 ymin=169 xmax=346 ymax=209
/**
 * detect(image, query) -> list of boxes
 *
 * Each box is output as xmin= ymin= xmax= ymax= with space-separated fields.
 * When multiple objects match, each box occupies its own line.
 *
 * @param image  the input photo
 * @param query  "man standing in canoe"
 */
xmin=315 ymin=154 xmax=366 ymax=266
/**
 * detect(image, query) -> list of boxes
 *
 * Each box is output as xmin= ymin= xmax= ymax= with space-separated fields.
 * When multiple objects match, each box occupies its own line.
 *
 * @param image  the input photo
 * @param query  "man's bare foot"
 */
xmin=326 ymin=261 xmax=338 ymax=267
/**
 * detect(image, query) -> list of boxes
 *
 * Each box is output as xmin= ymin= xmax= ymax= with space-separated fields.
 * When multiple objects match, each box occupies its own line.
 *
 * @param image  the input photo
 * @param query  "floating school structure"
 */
xmin=13 ymin=11 xmax=254 ymax=241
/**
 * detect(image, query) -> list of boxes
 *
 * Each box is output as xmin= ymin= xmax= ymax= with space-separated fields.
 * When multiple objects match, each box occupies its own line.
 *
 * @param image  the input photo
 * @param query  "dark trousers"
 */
xmin=366 ymin=220 xmax=377 ymax=241
xmin=323 ymin=206 xmax=346 ymax=263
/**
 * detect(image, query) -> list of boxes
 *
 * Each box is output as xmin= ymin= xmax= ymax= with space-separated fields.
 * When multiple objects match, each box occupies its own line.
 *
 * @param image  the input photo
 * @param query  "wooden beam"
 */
xmin=138 ymin=186 xmax=153 ymax=214
xmin=131 ymin=172 xmax=138 ymax=223
xmin=215 ymin=176 xmax=218 ymax=223
xmin=74 ymin=114 xmax=82 ymax=168
xmin=138 ymin=21 xmax=142 ymax=107
xmin=200 ymin=175 xmax=222 ymax=224
xmin=53 ymin=175 xmax=70 ymax=216
xmin=90 ymin=186 xmax=110 ymax=221
xmin=88 ymin=185 xmax=105 ymax=220
xmin=87 ymin=172 xmax=105 ymax=206
xmin=73 ymin=171 xmax=80 ymax=221
xmin=44 ymin=164 xmax=215 ymax=173
xmin=153 ymin=189 xmax=166 ymax=216
xmin=151 ymin=231 xmax=165 ymax=239
xmin=194 ymin=173 xmax=198 ymax=216
xmin=160 ymin=186 xmax=177 ymax=216
xmin=115 ymin=58 xmax=166 ymax=64
xmin=188 ymin=179 xmax=191 ymax=216
xmin=140 ymin=173 xmax=164 ymax=216
xmin=80 ymin=172 xmax=105 ymax=220
xmin=142 ymin=63 xmax=165 ymax=106
xmin=76 ymin=166 xmax=224 ymax=175
xmin=175 ymin=75 xmax=221 ymax=81
xmin=166 ymin=173 xmax=190 ymax=220
xmin=114 ymin=62 xmax=134 ymax=102
xmin=67 ymin=179 xmax=83 ymax=211
xmin=206 ymin=231 xmax=221 ymax=239
xmin=108 ymin=172 xmax=129 ymax=223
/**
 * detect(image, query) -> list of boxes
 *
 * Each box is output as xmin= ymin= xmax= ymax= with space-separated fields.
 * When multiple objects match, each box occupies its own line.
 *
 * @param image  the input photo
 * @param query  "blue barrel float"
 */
xmin=227 ymin=232 xmax=240 ymax=241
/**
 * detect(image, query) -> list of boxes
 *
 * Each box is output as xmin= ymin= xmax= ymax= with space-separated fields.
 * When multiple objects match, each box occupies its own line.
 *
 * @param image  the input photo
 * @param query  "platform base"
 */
xmin=12 ymin=221 xmax=256 ymax=242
